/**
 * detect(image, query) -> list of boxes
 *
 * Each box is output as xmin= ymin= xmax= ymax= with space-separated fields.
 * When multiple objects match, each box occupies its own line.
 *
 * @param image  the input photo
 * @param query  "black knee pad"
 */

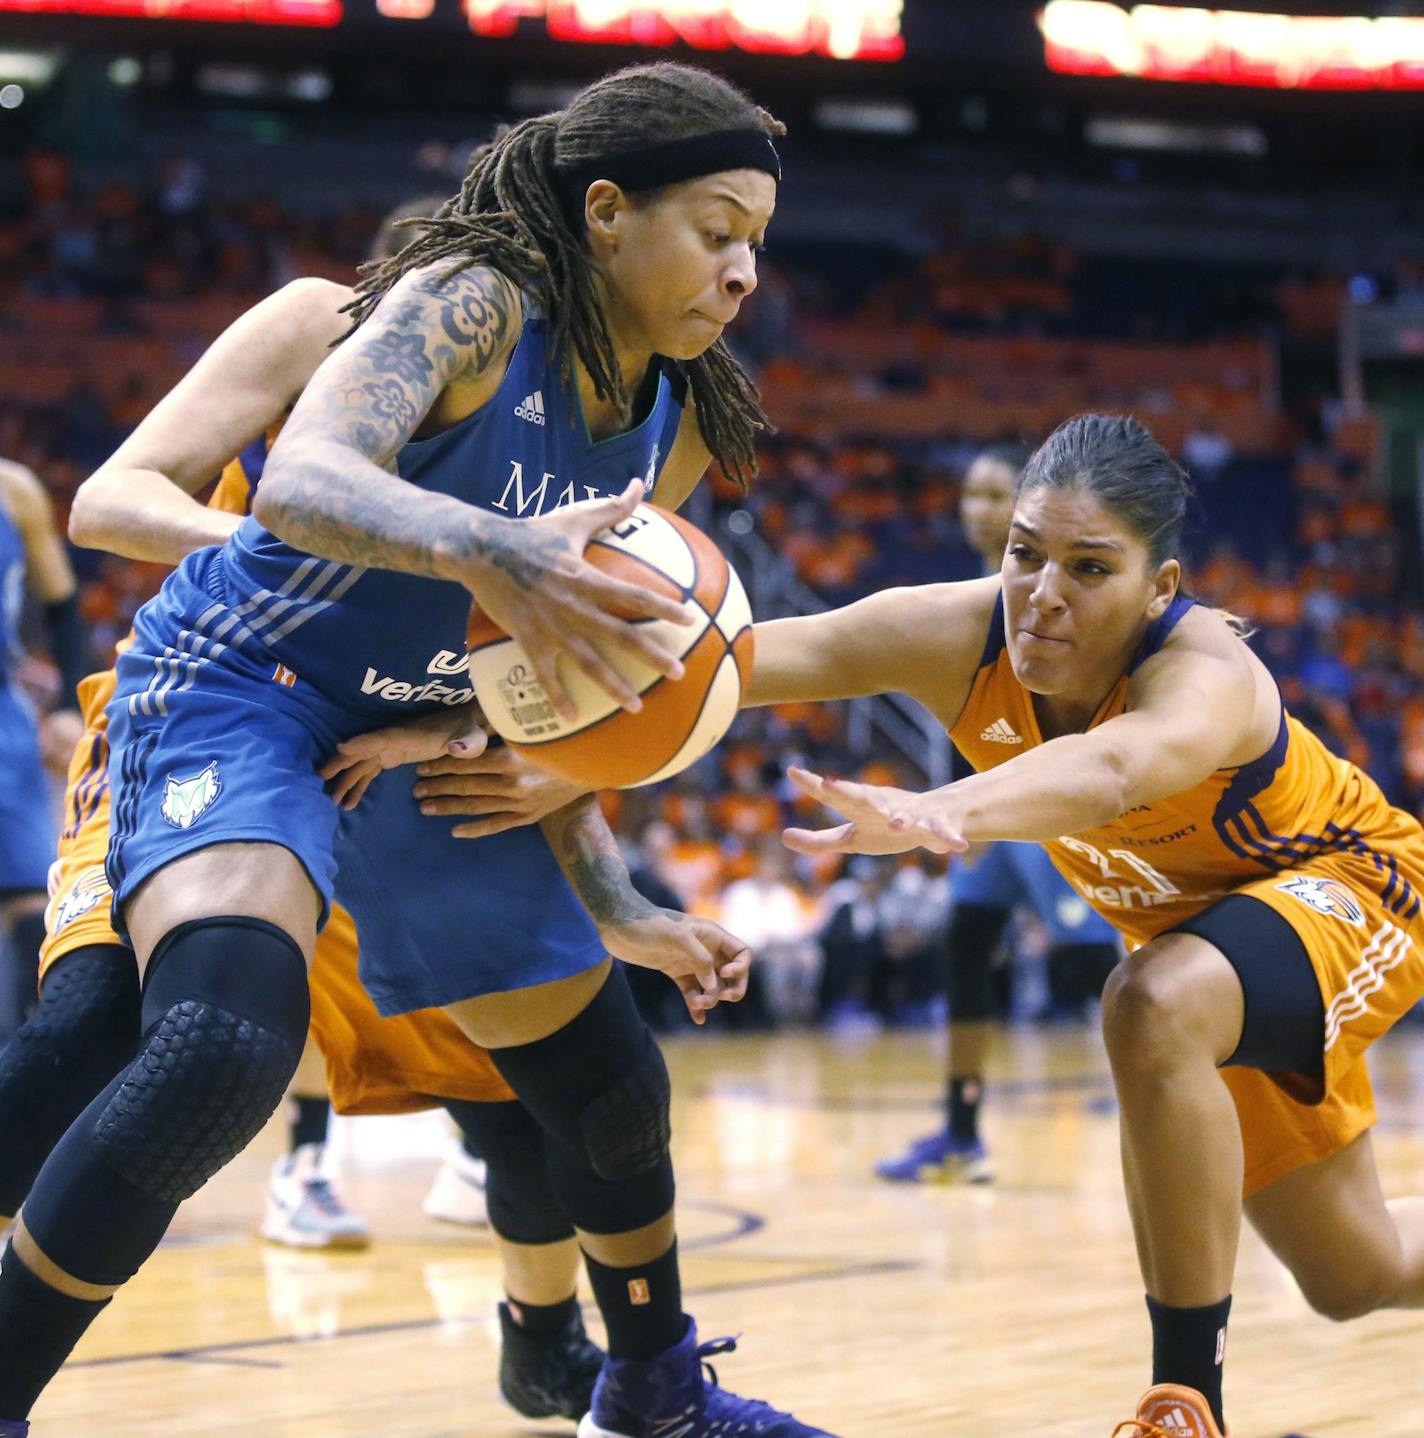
xmin=489 ymin=966 xmax=672 ymax=1183
xmin=0 ymin=945 xmax=140 ymax=1216
xmin=946 ymin=905 xmax=1009 ymax=1023
xmin=489 ymin=966 xmax=675 ymax=1234
xmin=578 ymin=1039 xmax=671 ymax=1182
xmin=22 ymin=918 xmax=309 ymax=1287
xmin=442 ymin=1098 xmax=573 ymax=1246
xmin=544 ymin=1137 xmax=675 ymax=1237
xmin=92 ymin=917 xmax=310 ymax=1204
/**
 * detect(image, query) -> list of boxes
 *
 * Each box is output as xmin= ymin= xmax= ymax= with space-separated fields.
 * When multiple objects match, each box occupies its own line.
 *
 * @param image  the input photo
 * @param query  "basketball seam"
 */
xmin=632 ymin=643 xmax=740 ymax=789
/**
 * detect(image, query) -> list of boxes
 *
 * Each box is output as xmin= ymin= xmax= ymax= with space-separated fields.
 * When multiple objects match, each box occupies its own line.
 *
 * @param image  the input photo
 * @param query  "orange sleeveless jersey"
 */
xmin=951 ymin=595 xmax=1424 ymax=1196
xmin=41 ymin=437 xmax=513 ymax=1114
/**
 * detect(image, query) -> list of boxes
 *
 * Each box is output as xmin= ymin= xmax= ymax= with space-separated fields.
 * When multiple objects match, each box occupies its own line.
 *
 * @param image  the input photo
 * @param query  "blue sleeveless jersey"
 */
xmin=139 ymin=311 xmax=686 ymax=730
xmin=106 ymin=312 xmax=678 ymax=997
xmin=0 ymin=499 xmax=25 ymax=691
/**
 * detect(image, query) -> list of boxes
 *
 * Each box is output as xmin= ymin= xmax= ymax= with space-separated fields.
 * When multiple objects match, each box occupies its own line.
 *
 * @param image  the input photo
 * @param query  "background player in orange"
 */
xmin=876 ymin=440 xmax=1120 ymax=1186
xmin=0 ymin=459 xmax=86 ymax=1041
xmin=742 ymin=413 xmax=1424 ymax=1438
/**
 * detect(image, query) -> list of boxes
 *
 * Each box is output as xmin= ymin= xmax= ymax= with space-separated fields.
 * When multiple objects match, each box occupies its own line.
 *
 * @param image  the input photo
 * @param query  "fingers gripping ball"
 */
xmin=466 ymin=504 xmax=752 ymax=789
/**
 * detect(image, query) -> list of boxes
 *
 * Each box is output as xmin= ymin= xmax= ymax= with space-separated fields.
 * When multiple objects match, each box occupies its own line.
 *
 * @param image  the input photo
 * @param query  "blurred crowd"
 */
xmin=3 ymin=147 xmax=1420 ymax=1031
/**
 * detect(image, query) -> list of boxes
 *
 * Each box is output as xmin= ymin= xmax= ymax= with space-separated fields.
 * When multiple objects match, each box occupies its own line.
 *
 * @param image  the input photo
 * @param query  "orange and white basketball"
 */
xmin=465 ymin=504 xmax=753 ymax=790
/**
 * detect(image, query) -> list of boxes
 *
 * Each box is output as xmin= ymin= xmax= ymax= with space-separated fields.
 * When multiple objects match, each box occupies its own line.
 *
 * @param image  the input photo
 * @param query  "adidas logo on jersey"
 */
xmin=980 ymin=718 xmax=1022 ymax=745
xmin=514 ymin=391 xmax=546 ymax=425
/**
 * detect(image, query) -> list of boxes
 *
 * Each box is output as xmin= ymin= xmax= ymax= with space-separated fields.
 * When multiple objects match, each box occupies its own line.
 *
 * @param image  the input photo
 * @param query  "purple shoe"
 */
xmin=875 ymin=1129 xmax=994 ymax=1184
xmin=576 ymin=1317 xmax=837 ymax=1437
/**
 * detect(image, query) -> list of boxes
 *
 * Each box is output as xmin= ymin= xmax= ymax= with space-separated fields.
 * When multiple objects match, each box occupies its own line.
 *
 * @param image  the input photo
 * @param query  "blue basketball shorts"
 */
xmin=104 ymin=628 xmax=345 ymax=939
xmin=333 ymin=769 xmax=606 ymax=1016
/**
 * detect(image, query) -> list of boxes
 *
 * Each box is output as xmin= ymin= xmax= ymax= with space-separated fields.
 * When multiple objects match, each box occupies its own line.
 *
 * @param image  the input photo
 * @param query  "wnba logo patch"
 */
xmin=160 ymin=762 xmax=223 ymax=830
xmin=50 ymin=865 xmax=111 ymax=933
xmin=1276 ymin=874 xmax=1365 ymax=928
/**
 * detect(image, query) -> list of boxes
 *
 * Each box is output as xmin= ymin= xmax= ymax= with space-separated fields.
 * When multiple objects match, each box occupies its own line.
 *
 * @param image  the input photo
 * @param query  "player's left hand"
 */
xmin=781 ymin=766 xmax=969 ymax=857
xmin=321 ymin=705 xmax=489 ymax=810
xmin=600 ymin=911 xmax=751 ymax=1026
xmin=39 ymin=707 xmax=84 ymax=776
xmin=413 ymin=745 xmax=586 ymax=838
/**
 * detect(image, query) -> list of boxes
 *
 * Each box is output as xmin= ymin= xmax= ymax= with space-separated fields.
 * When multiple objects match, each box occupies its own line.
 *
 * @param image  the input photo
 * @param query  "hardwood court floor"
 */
xmin=31 ymin=1024 xmax=1424 ymax=1437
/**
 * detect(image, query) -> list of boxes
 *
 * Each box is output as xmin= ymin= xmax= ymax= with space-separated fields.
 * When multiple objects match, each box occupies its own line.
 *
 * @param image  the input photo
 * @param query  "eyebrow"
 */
xmin=704 ymin=191 xmax=753 ymax=215
xmin=1010 ymin=519 xmax=1125 ymax=553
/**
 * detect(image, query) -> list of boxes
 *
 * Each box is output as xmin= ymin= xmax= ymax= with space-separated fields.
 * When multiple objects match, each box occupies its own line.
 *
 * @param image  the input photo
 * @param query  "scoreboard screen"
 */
xmin=1042 ymin=2 xmax=1424 ymax=92
xmin=0 ymin=0 xmax=906 ymax=60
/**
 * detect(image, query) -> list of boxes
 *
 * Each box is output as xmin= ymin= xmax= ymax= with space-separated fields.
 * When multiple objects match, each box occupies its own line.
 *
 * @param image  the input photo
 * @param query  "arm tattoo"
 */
xmin=257 ymin=266 xmax=520 ymax=579
xmin=547 ymin=800 xmax=658 ymax=928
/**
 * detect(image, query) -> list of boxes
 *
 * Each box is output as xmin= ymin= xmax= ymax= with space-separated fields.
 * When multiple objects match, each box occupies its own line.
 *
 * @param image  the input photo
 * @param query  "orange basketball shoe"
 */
xmin=1112 ymin=1384 xmax=1231 ymax=1438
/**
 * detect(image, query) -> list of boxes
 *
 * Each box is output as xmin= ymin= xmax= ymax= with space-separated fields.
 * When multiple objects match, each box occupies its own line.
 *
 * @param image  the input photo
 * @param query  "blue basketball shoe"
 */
xmin=875 ymin=1129 xmax=993 ymax=1184
xmin=576 ymin=1318 xmax=838 ymax=1438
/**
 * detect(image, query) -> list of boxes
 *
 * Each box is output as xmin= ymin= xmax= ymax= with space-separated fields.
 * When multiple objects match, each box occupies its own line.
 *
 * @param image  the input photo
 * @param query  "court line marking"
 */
xmin=68 ymin=1257 xmax=919 ymax=1372
xmin=692 ymin=1071 xmax=1114 ymax=1114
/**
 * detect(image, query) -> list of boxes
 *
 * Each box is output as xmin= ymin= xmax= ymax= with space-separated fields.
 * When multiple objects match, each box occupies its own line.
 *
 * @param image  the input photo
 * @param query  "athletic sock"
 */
xmin=288 ymin=1095 xmax=330 ymax=1153
xmin=506 ymin=1292 xmax=579 ymax=1341
xmin=585 ymin=1242 xmax=683 ymax=1361
xmin=0 ymin=1241 xmax=111 ymax=1419
xmin=947 ymin=1076 xmax=982 ymax=1145
xmin=1146 ymin=1293 xmax=1231 ymax=1430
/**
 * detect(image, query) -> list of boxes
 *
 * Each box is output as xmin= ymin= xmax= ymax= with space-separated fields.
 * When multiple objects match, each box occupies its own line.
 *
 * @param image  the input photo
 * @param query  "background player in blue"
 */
xmin=0 ymin=460 xmax=86 ymax=1041
xmin=0 ymin=64 xmax=836 ymax=1438
xmin=877 ymin=442 xmax=1121 ymax=1185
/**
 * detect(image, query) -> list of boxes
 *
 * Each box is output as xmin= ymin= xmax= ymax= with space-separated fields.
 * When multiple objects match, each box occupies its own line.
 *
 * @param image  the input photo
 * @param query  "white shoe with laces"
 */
xmin=261 ymin=1143 xmax=370 ymax=1250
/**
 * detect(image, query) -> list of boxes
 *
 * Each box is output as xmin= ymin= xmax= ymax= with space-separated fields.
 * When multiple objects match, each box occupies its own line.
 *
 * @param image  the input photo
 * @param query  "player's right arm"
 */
xmin=255 ymin=263 xmax=691 ymax=718
xmin=70 ymin=278 xmax=351 ymax=565
xmin=744 ymin=577 xmax=998 ymax=723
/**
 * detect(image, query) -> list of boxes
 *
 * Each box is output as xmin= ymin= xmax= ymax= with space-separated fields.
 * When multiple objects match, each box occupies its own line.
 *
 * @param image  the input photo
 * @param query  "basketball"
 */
xmin=464 ymin=503 xmax=753 ymax=789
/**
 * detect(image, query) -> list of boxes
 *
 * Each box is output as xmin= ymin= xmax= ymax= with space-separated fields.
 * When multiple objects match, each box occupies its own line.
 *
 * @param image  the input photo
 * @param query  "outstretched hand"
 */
xmin=781 ymin=766 xmax=969 ymax=858
xmin=464 ymin=482 xmax=691 ymax=722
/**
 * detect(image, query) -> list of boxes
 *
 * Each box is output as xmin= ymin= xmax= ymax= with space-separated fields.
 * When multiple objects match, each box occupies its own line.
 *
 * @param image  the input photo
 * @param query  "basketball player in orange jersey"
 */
xmin=6 ymin=275 xmax=607 ymax=1420
xmin=744 ymin=413 xmax=1424 ymax=1437
xmin=877 ymin=440 xmax=1120 ymax=1186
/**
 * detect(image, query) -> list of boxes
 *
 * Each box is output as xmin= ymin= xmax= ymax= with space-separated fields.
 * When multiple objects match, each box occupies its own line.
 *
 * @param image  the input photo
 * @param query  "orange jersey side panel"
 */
xmin=950 ymin=596 xmax=1424 ymax=1194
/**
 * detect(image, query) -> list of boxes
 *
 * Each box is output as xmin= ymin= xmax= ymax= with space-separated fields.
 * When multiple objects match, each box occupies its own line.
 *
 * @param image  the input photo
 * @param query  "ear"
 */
xmin=582 ymin=179 xmax=628 ymax=252
xmin=1145 ymin=558 xmax=1180 ymax=621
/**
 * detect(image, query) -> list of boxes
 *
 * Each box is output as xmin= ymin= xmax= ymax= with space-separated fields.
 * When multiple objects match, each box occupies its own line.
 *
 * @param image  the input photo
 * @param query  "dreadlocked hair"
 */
xmin=348 ymin=62 xmax=784 ymax=489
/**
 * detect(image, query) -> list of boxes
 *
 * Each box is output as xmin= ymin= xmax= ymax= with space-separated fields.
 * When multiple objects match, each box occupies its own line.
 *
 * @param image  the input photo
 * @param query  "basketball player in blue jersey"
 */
xmin=0 ymin=460 xmax=86 ymax=1040
xmin=877 ymin=443 xmax=1120 ymax=1185
xmin=0 ymin=273 xmax=608 ymax=1422
xmin=0 ymin=65 xmax=837 ymax=1438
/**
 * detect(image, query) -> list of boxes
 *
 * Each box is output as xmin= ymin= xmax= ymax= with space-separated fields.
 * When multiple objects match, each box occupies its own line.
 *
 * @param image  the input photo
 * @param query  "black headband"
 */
xmin=558 ymin=128 xmax=780 ymax=219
